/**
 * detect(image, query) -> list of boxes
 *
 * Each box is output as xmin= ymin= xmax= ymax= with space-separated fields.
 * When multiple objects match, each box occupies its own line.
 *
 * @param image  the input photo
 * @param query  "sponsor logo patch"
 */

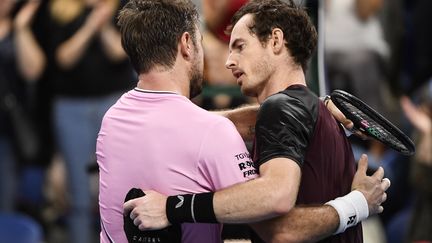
xmin=235 ymin=152 xmax=258 ymax=178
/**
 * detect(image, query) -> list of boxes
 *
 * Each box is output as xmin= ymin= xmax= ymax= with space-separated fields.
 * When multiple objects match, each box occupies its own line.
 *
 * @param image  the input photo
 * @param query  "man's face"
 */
xmin=189 ymin=27 xmax=205 ymax=99
xmin=225 ymin=14 xmax=274 ymax=98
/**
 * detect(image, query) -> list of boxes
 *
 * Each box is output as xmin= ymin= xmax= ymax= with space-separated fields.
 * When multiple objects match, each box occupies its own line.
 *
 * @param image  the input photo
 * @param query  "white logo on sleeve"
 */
xmin=175 ymin=195 xmax=184 ymax=208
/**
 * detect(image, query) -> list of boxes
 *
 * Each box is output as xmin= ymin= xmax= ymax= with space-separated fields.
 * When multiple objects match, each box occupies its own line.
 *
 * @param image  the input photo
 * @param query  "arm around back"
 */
xmin=251 ymin=205 xmax=339 ymax=243
xmin=213 ymin=104 xmax=259 ymax=141
xmin=250 ymin=154 xmax=391 ymax=242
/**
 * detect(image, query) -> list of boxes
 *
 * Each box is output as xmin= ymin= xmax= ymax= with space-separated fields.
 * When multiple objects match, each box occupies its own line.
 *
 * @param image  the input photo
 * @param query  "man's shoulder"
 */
xmin=171 ymin=102 xmax=237 ymax=135
xmin=257 ymin=85 xmax=319 ymax=129
xmin=261 ymin=86 xmax=315 ymax=114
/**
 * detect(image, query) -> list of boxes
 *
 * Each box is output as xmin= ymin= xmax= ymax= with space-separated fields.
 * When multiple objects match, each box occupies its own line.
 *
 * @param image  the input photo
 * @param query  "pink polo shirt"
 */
xmin=97 ymin=89 xmax=257 ymax=243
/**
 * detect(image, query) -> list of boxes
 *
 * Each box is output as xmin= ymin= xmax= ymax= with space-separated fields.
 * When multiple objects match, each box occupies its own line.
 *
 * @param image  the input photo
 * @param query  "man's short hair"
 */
xmin=227 ymin=0 xmax=317 ymax=71
xmin=118 ymin=0 xmax=199 ymax=73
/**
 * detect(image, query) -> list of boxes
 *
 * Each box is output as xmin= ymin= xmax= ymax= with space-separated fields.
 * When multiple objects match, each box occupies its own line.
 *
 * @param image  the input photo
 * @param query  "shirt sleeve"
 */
xmin=198 ymin=118 xmax=258 ymax=191
xmin=255 ymin=93 xmax=315 ymax=168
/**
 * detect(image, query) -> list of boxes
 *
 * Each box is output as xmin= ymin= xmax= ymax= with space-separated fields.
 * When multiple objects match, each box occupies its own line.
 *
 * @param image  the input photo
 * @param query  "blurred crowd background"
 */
xmin=0 ymin=0 xmax=431 ymax=242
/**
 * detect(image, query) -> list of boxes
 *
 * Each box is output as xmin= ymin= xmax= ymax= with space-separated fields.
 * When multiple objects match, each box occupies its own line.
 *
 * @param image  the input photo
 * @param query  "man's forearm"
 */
xmin=251 ymin=205 xmax=338 ymax=243
xmin=212 ymin=158 xmax=301 ymax=224
xmin=250 ymin=188 xmax=371 ymax=242
xmin=166 ymin=159 xmax=301 ymax=225
xmin=213 ymin=104 xmax=258 ymax=141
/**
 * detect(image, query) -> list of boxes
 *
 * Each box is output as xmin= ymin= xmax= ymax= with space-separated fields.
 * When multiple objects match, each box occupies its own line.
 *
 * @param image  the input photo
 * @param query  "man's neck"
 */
xmin=136 ymin=66 xmax=190 ymax=98
xmin=256 ymin=65 xmax=306 ymax=104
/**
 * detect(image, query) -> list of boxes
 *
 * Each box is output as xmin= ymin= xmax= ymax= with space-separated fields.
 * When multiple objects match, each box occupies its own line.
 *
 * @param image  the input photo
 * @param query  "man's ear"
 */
xmin=270 ymin=28 xmax=284 ymax=54
xmin=180 ymin=32 xmax=193 ymax=60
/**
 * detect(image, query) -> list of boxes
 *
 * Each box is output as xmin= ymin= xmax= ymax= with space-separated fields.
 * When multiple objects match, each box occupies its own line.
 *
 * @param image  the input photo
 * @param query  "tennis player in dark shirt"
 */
xmin=253 ymin=85 xmax=361 ymax=242
xmin=124 ymin=0 xmax=390 ymax=242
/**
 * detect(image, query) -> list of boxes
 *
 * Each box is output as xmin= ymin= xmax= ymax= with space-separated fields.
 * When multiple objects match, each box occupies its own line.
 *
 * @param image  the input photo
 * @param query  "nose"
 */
xmin=225 ymin=54 xmax=236 ymax=70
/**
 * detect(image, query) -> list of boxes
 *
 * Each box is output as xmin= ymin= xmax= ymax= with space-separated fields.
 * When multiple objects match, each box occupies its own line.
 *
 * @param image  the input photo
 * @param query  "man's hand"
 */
xmin=325 ymin=99 xmax=353 ymax=129
xmin=326 ymin=99 xmax=368 ymax=139
xmin=123 ymin=190 xmax=170 ymax=230
xmin=351 ymin=154 xmax=391 ymax=215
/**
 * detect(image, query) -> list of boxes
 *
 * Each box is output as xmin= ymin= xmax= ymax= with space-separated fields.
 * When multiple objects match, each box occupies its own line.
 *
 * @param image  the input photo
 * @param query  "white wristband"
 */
xmin=325 ymin=190 xmax=369 ymax=234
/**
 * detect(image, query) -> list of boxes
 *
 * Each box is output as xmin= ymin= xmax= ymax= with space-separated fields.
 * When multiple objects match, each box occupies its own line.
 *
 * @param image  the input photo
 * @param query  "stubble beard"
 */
xmin=189 ymin=64 xmax=203 ymax=99
xmin=241 ymin=59 xmax=272 ymax=99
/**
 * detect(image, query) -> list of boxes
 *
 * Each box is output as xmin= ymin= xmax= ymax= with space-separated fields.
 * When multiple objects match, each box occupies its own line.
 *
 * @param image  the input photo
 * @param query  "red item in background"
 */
xmin=215 ymin=0 xmax=249 ymax=43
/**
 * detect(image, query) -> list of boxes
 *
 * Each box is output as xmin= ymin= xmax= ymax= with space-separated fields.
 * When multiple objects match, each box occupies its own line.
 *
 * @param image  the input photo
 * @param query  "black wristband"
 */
xmin=194 ymin=192 xmax=217 ymax=223
xmin=166 ymin=193 xmax=218 ymax=224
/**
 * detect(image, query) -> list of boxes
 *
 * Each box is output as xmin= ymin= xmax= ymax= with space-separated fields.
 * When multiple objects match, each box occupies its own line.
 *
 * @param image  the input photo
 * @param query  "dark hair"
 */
xmin=228 ymin=0 xmax=317 ymax=70
xmin=118 ymin=0 xmax=199 ymax=73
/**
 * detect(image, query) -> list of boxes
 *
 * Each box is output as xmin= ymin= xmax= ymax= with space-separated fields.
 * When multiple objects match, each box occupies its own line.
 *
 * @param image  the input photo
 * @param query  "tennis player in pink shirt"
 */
xmin=97 ymin=88 xmax=257 ymax=242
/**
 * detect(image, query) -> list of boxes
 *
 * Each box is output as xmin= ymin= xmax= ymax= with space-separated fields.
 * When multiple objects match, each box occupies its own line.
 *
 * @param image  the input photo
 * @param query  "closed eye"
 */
xmin=230 ymin=39 xmax=246 ymax=53
xmin=235 ymin=43 xmax=246 ymax=52
xmin=239 ymin=44 xmax=246 ymax=51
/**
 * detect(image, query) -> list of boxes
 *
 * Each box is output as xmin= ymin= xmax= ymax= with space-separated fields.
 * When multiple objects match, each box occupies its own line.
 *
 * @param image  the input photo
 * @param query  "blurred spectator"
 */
xmin=202 ymin=0 xmax=246 ymax=84
xmin=200 ymin=0 xmax=253 ymax=110
xmin=325 ymin=0 xmax=390 ymax=116
xmin=0 ymin=0 xmax=45 ymax=212
xmin=44 ymin=0 xmax=134 ymax=242
xmin=400 ymin=87 xmax=432 ymax=242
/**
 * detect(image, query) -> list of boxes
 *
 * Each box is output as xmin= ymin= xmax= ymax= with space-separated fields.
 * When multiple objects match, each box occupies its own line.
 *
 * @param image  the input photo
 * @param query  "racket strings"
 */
xmin=338 ymin=100 xmax=409 ymax=153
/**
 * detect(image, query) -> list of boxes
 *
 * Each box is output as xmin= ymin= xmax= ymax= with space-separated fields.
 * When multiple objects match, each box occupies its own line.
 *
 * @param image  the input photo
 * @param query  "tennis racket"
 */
xmin=330 ymin=90 xmax=415 ymax=156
